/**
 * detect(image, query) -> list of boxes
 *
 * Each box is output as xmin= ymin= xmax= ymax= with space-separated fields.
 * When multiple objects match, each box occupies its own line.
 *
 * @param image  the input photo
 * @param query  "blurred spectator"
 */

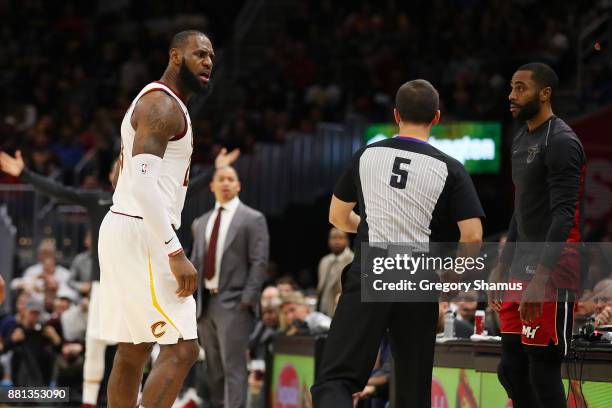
xmin=260 ymin=285 xmax=281 ymax=309
xmin=55 ymin=295 xmax=88 ymax=404
xmin=453 ymin=291 xmax=478 ymax=327
xmin=353 ymin=337 xmax=392 ymax=408
xmin=4 ymin=297 xmax=61 ymax=386
xmin=317 ymin=228 xmax=353 ymax=317
xmin=584 ymin=241 xmax=612 ymax=292
xmin=13 ymin=255 xmax=78 ymax=304
xmin=61 ymin=296 xmax=88 ymax=343
xmin=576 ymin=288 xmax=598 ymax=320
xmin=11 ymin=240 xmax=72 ymax=294
xmin=55 ymin=340 xmax=85 ymax=404
xmin=248 ymin=303 xmax=280 ymax=361
xmin=68 ymin=230 xmax=93 ymax=298
xmin=276 ymin=276 xmax=299 ymax=298
xmin=280 ymin=291 xmax=331 ymax=335
xmin=438 ymin=302 xmax=474 ymax=339
xmin=592 ymin=279 xmax=612 ymax=327
xmin=353 ymin=359 xmax=391 ymax=408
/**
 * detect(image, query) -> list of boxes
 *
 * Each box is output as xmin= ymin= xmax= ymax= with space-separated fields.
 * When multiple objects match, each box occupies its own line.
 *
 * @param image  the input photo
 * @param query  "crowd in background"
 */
xmin=229 ymin=0 xmax=596 ymax=148
xmin=2 ymin=0 xmax=611 ymax=188
xmin=0 ymin=238 xmax=90 ymax=402
xmin=1 ymin=226 xmax=611 ymax=406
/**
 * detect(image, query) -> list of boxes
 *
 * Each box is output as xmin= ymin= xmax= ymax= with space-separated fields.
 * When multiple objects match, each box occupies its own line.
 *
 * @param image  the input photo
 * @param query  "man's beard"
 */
xmin=514 ymin=94 xmax=541 ymax=121
xmin=178 ymin=60 xmax=212 ymax=97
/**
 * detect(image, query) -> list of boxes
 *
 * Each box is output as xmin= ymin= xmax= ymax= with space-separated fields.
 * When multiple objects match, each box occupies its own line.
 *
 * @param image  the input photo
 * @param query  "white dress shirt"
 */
xmin=204 ymin=196 xmax=240 ymax=289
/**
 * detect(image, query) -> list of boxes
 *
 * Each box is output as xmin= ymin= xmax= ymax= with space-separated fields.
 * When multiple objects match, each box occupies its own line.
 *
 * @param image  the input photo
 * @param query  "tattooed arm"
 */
xmin=130 ymin=91 xmax=197 ymax=297
xmin=131 ymin=91 xmax=184 ymax=157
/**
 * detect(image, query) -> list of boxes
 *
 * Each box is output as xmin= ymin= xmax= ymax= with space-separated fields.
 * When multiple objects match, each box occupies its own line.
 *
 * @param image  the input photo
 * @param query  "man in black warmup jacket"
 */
xmin=489 ymin=63 xmax=586 ymax=408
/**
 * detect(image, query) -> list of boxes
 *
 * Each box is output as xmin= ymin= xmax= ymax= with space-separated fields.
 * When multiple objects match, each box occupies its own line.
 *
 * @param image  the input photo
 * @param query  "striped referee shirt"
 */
xmin=334 ymin=136 xmax=485 ymax=272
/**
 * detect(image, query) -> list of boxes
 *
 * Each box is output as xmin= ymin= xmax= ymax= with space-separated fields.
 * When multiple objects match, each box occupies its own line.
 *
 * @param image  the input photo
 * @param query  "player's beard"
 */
xmin=514 ymin=93 xmax=541 ymax=122
xmin=178 ymin=58 xmax=212 ymax=97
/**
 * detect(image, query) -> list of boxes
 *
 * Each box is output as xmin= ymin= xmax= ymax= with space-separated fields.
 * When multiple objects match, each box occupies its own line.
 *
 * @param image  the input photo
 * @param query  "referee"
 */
xmin=311 ymin=79 xmax=484 ymax=407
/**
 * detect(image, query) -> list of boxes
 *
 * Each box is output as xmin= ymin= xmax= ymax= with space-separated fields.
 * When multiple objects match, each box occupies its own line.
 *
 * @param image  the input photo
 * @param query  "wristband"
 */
xmin=168 ymin=248 xmax=184 ymax=257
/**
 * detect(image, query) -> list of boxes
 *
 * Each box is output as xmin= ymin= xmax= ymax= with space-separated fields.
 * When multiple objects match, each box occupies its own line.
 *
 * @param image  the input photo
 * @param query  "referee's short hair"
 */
xmin=395 ymin=79 xmax=440 ymax=125
xmin=517 ymin=62 xmax=559 ymax=94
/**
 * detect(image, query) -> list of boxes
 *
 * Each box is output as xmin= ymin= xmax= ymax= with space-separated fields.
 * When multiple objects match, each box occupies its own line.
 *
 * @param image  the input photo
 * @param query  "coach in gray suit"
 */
xmin=191 ymin=165 xmax=269 ymax=408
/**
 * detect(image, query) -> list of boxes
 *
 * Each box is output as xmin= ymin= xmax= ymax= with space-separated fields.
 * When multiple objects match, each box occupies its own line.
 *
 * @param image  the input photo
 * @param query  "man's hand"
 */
xmin=79 ymin=282 xmax=92 ymax=296
xmin=595 ymin=306 xmax=612 ymax=327
xmin=62 ymin=342 xmax=83 ymax=357
xmin=43 ymin=325 xmax=62 ymax=346
xmin=352 ymin=385 xmax=376 ymax=406
xmin=0 ymin=150 xmax=25 ymax=177
xmin=215 ymin=148 xmax=240 ymax=168
xmin=487 ymin=264 xmax=509 ymax=312
xmin=169 ymin=251 xmax=198 ymax=297
xmin=11 ymin=328 xmax=25 ymax=344
xmin=519 ymin=266 xmax=550 ymax=322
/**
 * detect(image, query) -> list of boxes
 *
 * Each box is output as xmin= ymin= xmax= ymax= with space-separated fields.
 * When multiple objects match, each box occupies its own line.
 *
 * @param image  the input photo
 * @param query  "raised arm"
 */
xmin=186 ymin=148 xmax=240 ymax=197
xmin=0 ymin=150 xmax=95 ymax=206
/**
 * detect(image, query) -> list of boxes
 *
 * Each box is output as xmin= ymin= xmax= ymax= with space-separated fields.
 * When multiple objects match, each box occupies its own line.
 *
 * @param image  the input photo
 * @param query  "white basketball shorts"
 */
xmin=97 ymin=211 xmax=197 ymax=344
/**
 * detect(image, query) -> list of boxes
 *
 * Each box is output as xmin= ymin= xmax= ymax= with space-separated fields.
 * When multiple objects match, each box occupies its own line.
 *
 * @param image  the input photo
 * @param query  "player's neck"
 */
xmin=159 ymin=70 xmax=192 ymax=102
xmin=397 ymin=124 xmax=430 ymax=142
xmin=526 ymin=106 xmax=554 ymax=132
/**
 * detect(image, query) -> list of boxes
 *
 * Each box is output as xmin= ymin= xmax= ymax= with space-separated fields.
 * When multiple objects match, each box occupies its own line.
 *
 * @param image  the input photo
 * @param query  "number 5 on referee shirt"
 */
xmin=389 ymin=156 xmax=411 ymax=189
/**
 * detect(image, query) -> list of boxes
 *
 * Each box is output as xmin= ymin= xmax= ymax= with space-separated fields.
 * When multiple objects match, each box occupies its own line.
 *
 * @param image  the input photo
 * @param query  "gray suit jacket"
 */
xmin=191 ymin=201 xmax=269 ymax=319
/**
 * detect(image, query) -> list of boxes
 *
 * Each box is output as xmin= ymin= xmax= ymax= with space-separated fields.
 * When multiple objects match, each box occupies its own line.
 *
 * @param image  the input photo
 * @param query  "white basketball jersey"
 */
xmin=111 ymin=81 xmax=193 ymax=229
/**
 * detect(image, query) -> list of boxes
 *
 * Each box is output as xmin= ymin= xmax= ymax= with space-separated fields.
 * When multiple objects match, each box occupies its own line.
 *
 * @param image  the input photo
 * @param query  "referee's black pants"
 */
xmin=311 ymin=269 xmax=438 ymax=408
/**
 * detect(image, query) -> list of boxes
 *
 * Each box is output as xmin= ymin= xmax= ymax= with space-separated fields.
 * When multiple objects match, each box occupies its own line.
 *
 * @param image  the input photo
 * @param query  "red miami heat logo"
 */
xmin=151 ymin=321 xmax=166 ymax=338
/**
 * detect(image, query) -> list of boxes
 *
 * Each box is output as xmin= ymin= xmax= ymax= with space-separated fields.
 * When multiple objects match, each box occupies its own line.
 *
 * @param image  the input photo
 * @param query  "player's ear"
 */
xmin=169 ymin=47 xmax=181 ymax=66
xmin=540 ymin=86 xmax=552 ymax=103
xmin=431 ymin=110 xmax=441 ymax=126
xmin=393 ymin=109 xmax=401 ymax=125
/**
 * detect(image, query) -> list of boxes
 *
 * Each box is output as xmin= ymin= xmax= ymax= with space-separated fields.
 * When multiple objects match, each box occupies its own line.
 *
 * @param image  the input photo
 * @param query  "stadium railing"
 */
xmin=0 ymin=185 xmax=87 ymax=272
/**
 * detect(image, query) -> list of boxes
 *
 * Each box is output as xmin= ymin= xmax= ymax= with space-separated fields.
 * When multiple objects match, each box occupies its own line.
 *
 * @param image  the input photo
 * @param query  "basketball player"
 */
xmin=489 ymin=63 xmax=586 ymax=407
xmin=98 ymin=30 xmax=214 ymax=407
xmin=0 ymin=146 xmax=238 ymax=406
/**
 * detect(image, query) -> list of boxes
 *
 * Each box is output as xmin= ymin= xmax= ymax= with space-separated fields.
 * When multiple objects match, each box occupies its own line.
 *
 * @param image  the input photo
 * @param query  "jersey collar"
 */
xmin=393 ymin=135 xmax=429 ymax=144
